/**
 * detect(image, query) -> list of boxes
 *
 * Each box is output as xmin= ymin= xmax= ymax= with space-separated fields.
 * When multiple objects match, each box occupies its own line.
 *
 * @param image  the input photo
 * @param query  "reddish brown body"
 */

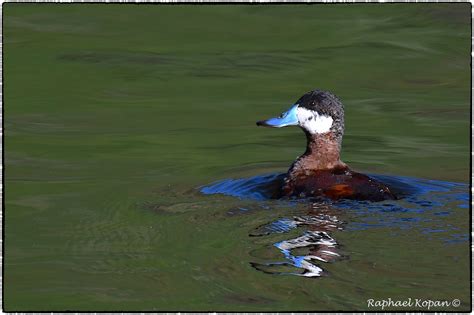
xmin=274 ymin=132 xmax=395 ymax=201
xmin=281 ymin=165 xmax=395 ymax=202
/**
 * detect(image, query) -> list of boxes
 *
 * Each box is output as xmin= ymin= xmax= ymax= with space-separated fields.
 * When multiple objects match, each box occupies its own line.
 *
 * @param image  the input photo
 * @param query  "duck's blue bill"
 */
xmin=256 ymin=105 xmax=299 ymax=128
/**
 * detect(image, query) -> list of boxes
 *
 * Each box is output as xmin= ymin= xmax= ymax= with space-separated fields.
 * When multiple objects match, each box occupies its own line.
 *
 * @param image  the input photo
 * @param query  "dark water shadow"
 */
xmin=200 ymin=173 xmax=469 ymax=277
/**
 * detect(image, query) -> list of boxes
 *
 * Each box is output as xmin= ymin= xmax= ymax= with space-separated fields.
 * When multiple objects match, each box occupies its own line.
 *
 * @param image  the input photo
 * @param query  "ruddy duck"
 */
xmin=257 ymin=89 xmax=395 ymax=202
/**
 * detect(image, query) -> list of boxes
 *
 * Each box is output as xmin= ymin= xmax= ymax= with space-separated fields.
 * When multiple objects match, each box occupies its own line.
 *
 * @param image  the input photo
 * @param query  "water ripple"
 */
xmin=201 ymin=173 xmax=469 ymax=277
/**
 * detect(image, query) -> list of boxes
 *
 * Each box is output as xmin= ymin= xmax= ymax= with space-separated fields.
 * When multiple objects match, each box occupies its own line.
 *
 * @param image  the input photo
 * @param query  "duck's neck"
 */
xmin=288 ymin=132 xmax=346 ymax=177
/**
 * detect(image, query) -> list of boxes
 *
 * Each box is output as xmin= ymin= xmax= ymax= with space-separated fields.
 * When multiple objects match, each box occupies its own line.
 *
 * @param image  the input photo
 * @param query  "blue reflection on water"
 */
xmin=200 ymin=173 xmax=284 ymax=201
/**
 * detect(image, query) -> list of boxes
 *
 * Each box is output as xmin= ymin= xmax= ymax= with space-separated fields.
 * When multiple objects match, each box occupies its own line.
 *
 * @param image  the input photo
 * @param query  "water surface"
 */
xmin=4 ymin=4 xmax=470 ymax=311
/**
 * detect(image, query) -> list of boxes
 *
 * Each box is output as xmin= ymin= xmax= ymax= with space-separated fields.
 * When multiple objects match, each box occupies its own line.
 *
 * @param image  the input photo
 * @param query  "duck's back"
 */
xmin=282 ymin=166 xmax=395 ymax=202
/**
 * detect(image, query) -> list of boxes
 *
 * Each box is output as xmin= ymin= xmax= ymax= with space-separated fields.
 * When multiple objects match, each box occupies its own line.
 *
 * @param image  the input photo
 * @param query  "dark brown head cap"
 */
xmin=295 ymin=89 xmax=344 ymax=144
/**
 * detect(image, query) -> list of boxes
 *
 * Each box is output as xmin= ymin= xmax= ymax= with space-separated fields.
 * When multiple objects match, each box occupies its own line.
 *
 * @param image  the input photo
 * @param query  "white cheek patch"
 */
xmin=296 ymin=107 xmax=333 ymax=134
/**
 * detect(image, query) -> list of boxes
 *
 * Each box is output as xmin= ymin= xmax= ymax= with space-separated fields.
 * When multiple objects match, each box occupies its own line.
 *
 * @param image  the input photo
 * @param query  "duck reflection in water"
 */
xmin=250 ymin=201 xmax=345 ymax=277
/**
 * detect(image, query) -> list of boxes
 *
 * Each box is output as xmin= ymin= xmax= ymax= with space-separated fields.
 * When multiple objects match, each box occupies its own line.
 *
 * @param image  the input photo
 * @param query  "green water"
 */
xmin=4 ymin=4 xmax=471 ymax=311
